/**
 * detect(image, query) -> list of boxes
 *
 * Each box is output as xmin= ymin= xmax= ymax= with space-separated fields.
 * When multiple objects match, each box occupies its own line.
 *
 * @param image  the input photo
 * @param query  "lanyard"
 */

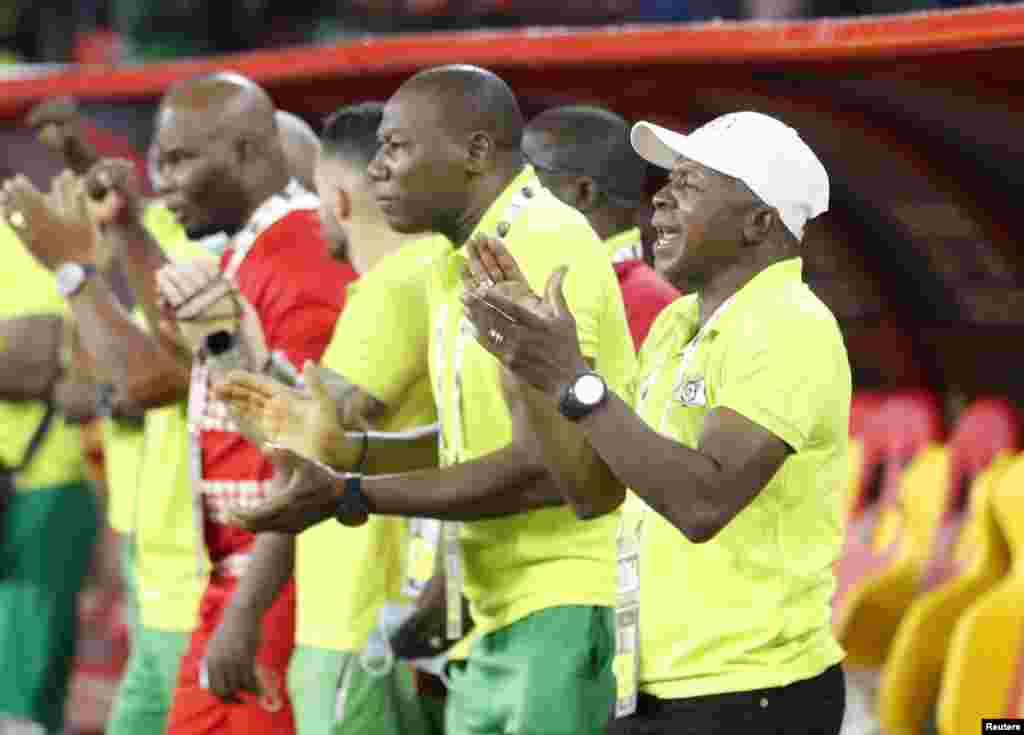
xmin=435 ymin=180 xmax=539 ymax=640
xmin=610 ymin=234 xmax=643 ymax=265
xmin=614 ymin=292 xmax=736 ymax=718
xmin=187 ymin=179 xmax=317 ymax=574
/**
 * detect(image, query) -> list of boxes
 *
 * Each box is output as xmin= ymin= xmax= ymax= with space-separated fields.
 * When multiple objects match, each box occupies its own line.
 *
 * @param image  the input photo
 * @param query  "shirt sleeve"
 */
xmin=713 ymin=312 xmax=846 ymax=453
xmin=326 ymin=272 xmax=430 ymax=407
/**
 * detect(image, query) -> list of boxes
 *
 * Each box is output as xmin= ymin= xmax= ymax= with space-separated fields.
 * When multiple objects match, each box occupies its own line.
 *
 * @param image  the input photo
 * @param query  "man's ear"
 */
xmin=332 ymin=186 xmax=351 ymax=224
xmin=466 ymin=131 xmax=495 ymax=174
xmin=574 ymin=176 xmax=601 ymax=214
xmin=234 ymin=136 xmax=259 ymax=167
xmin=742 ymin=204 xmax=775 ymax=246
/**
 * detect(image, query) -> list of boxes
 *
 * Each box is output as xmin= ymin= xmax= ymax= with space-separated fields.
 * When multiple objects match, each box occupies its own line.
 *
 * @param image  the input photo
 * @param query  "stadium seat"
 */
xmin=877 ymin=452 xmax=1016 ymax=735
xmin=833 ymin=389 xmax=944 ymax=626
xmin=937 ymin=455 xmax=1024 ymax=735
xmin=846 ymin=390 xmax=889 ymax=520
xmin=923 ymin=398 xmax=1021 ymax=591
xmin=1005 ymin=639 xmax=1024 ymax=719
xmin=835 ymin=443 xmax=948 ymax=667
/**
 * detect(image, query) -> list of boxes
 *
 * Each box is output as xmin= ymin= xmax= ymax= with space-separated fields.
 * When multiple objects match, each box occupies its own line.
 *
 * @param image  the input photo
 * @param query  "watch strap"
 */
xmin=335 ymin=472 xmax=371 ymax=526
xmin=558 ymin=371 xmax=608 ymax=422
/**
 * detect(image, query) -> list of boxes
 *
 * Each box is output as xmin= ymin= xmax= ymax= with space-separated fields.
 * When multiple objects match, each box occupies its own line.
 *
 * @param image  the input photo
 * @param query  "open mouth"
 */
xmin=654 ymin=226 xmax=682 ymax=251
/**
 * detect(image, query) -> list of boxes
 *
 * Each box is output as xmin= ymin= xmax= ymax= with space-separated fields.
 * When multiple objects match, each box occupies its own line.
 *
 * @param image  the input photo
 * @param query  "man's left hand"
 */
xmin=461 ymin=236 xmax=588 ymax=398
xmin=1 ymin=172 xmax=95 ymax=270
xmin=226 ymin=445 xmax=363 ymax=533
xmin=155 ymin=258 xmax=241 ymax=356
xmin=204 ymin=605 xmax=263 ymax=703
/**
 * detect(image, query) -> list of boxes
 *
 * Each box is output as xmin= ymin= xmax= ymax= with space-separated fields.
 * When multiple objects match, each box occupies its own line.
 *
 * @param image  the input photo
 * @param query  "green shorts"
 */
xmin=0 ymin=483 xmax=99 ymax=733
xmin=288 ymin=645 xmax=437 ymax=735
xmin=105 ymin=625 xmax=189 ymax=735
xmin=445 ymin=605 xmax=616 ymax=735
xmin=118 ymin=536 xmax=139 ymax=634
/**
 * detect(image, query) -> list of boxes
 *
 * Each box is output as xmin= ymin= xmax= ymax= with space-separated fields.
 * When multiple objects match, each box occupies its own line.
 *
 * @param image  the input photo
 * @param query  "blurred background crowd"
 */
xmin=0 ymin=0 xmax=1002 ymax=68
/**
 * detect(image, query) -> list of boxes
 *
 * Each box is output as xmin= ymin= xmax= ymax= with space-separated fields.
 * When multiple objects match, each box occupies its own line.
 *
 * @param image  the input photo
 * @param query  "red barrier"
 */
xmin=2 ymin=4 xmax=1024 ymax=119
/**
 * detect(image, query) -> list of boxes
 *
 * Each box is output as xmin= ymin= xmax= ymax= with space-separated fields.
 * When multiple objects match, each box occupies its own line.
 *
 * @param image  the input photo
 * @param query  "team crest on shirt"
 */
xmin=674 ymin=377 xmax=707 ymax=407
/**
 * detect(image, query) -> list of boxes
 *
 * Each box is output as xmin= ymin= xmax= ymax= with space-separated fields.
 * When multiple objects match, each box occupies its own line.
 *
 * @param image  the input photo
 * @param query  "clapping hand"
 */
xmin=1 ymin=172 xmax=95 ymax=270
xmin=226 ymin=444 xmax=366 ymax=533
xmin=215 ymin=362 xmax=363 ymax=470
xmin=82 ymin=158 xmax=145 ymax=233
xmin=461 ymin=235 xmax=588 ymax=398
xmin=155 ymin=257 xmax=240 ymax=356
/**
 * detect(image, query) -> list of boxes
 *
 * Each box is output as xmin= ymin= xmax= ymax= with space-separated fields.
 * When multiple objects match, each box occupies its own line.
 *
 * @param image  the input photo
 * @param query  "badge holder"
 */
xmin=444 ymin=521 xmax=464 ymax=640
xmin=403 ymin=518 xmax=442 ymax=599
xmin=613 ymin=514 xmax=643 ymax=718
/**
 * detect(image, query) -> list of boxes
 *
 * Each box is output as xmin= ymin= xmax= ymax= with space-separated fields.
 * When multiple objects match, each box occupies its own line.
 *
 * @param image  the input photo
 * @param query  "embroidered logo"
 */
xmin=675 ymin=378 xmax=707 ymax=407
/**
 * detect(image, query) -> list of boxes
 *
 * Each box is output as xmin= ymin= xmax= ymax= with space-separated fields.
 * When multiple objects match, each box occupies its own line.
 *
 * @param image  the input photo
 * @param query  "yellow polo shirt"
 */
xmin=623 ymin=257 xmax=849 ymax=698
xmin=101 ymin=205 xmax=200 ymax=536
xmin=0 ymin=223 xmax=84 ymax=491
xmin=132 ymin=204 xmax=209 ymax=632
xmin=295 ymin=235 xmax=446 ymax=651
xmin=428 ymin=166 xmax=636 ymax=637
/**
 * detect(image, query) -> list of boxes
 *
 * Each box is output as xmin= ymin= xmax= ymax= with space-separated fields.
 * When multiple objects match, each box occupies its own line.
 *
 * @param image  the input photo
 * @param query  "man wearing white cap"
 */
xmin=460 ymin=111 xmax=850 ymax=733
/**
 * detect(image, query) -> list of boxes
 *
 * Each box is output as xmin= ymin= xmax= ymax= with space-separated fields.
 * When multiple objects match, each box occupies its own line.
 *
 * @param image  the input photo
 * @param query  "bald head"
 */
xmin=153 ymin=72 xmax=290 ymax=238
xmin=524 ymin=106 xmax=647 ymax=205
xmin=400 ymin=64 xmax=524 ymax=151
xmin=162 ymin=72 xmax=278 ymax=144
xmin=276 ymin=110 xmax=320 ymax=191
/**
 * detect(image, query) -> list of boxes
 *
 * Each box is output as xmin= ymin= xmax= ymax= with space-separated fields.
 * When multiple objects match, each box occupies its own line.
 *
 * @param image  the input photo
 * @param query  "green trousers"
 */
xmin=0 ymin=483 xmax=99 ymax=733
xmin=445 ymin=605 xmax=616 ymax=735
xmin=105 ymin=624 xmax=189 ymax=735
xmin=288 ymin=645 xmax=438 ymax=735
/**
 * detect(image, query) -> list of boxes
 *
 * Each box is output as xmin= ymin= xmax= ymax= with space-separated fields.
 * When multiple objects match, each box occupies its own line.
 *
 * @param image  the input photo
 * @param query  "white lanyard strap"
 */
xmin=610 ymin=235 xmax=643 ymax=265
xmin=187 ymin=179 xmax=317 ymax=573
xmin=614 ymin=293 xmax=737 ymax=717
xmin=224 ymin=179 xmax=318 ymax=280
xmin=436 ymin=178 xmax=541 ymax=640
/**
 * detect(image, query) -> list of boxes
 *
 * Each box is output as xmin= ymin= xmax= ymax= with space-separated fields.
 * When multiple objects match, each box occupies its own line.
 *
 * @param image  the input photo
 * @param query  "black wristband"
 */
xmin=334 ymin=472 xmax=370 ymax=525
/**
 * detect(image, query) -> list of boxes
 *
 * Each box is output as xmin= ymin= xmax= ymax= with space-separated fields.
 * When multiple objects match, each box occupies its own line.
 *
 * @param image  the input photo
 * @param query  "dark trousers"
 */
xmin=607 ymin=664 xmax=845 ymax=735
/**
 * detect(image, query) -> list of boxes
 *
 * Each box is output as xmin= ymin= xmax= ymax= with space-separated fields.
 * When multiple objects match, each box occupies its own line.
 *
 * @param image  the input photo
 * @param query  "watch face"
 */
xmin=575 ymin=373 xmax=606 ymax=406
xmin=57 ymin=263 xmax=86 ymax=296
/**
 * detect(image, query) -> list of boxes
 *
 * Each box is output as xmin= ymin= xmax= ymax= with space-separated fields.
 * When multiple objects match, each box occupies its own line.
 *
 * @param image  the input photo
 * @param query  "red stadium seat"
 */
xmin=834 ymin=389 xmax=944 ymax=621
xmin=923 ymin=398 xmax=1021 ymax=590
xmin=845 ymin=390 xmax=889 ymax=520
xmin=850 ymin=390 xmax=888 ymax=438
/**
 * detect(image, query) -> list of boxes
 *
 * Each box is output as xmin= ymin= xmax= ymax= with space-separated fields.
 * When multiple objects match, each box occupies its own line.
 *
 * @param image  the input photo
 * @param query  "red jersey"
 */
xmin=187 ymin=181 xmax=358 ymax=562
xmin=606 ymin=230 xmax=679 ymax=350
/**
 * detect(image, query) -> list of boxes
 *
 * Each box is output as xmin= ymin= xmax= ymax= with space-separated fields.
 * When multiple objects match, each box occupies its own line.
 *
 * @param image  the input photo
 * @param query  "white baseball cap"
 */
xmin=630 ymin=111 xmax=829 ymax=241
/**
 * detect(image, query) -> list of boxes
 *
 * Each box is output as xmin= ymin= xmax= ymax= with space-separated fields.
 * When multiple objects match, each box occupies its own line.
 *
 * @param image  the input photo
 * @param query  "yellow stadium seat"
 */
xmin=836 ymin=444 xmax=950 ymax=668
xmin=877 ymin=452 xmax=1016 ymax=735
xmin=834 ymin=390 xmax=944 ymax=620
xmin=937 ymin=455 xmax=1024 ymax=735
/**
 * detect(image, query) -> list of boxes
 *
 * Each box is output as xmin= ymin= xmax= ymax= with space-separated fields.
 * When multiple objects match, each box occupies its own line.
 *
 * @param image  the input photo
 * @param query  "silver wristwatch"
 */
xmin=55 ymin=262 xmax=97 ymax=299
